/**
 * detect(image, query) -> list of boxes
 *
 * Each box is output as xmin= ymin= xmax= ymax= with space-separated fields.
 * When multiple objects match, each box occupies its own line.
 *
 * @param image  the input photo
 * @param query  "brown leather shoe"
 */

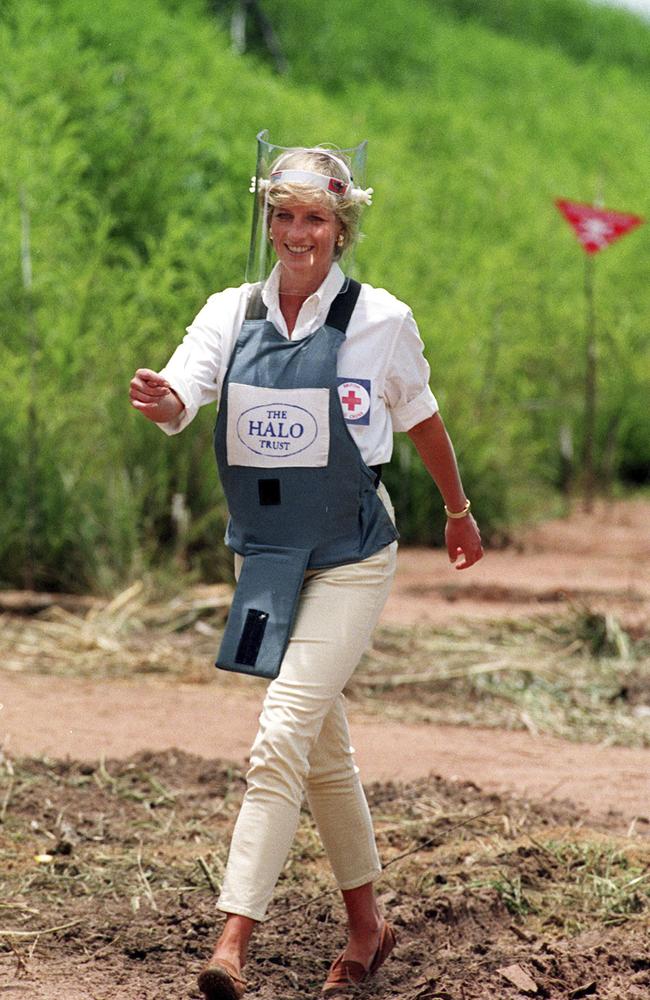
xmin=197 ymin=958 xmax=246 ymax=1000
xmin=322 ymin=921 xmax=396 ymax=995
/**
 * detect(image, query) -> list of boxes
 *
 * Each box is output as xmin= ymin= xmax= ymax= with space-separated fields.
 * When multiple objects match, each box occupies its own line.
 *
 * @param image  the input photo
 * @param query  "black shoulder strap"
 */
xmin=324 ymin=278 xmax=361 ymax=334
xmin=246 ymin=278 xmax=360 ymax=329
xmin=245 ymin=283 xmax=267 ymax=321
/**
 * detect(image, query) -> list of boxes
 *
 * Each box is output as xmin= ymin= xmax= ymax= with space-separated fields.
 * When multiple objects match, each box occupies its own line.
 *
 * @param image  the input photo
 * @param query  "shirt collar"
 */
xmin=262 ymin=262 xmax=346 ymax=340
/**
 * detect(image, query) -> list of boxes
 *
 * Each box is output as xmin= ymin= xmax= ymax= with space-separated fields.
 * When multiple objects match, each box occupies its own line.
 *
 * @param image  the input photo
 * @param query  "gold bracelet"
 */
xmin=444 ymin=499 xmax=471 ymax=519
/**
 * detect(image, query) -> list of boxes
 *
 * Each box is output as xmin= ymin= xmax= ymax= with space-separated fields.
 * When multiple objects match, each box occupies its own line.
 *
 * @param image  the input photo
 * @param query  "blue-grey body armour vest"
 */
xmin=213 ymin=278 xmax=398 ymax=679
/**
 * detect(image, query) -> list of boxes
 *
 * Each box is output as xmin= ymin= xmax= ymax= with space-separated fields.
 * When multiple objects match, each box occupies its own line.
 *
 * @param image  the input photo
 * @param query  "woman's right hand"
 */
xmin=129 ymin=368 xmax=185 ymax=424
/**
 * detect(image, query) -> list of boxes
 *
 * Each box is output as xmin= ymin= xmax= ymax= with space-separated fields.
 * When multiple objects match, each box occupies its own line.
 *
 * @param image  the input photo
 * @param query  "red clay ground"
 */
xmin=2 ymin=497 xmax=649 ymax=824
xmin=382 ymin=497 xmax=649 ymax=635
xmin=2 ymin=672 xmax=649 ymax=827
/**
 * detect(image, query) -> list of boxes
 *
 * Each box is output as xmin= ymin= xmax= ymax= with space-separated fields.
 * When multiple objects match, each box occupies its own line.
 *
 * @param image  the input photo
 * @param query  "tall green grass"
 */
xmin=1 ymin=0 xmax=648 ymax=590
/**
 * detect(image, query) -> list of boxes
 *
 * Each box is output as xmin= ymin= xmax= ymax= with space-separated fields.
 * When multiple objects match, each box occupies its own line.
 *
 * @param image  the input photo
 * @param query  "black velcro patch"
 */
xmin=235 ymin=609 xmax=269 ymax=667
xmin=258 ymin=478 xmax=281 ymax=505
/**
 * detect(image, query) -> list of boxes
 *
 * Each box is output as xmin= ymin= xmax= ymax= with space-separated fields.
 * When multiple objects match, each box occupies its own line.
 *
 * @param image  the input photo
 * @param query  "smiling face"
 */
xmin=269 ymin=200 xmax=342 ymax=292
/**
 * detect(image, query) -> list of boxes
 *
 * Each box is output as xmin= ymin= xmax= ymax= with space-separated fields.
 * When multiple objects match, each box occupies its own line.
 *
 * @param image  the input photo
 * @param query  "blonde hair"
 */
xmin=264 ymin=148 xmax=362 ymax=260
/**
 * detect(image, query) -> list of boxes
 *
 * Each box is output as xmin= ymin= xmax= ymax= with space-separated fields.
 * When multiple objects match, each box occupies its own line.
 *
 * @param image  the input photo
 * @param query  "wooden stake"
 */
xmin=582 ymin=253 xmax=596 ymax=513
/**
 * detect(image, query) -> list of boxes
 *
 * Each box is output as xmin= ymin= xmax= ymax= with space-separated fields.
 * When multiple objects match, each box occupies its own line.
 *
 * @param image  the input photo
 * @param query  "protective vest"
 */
xmin=213 ymin=278 xmax=398 ymax=679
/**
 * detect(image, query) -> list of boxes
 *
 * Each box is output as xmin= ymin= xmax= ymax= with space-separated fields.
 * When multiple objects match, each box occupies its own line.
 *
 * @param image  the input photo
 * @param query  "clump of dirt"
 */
xmin=1 ymin=750 xmax=648 ymax=999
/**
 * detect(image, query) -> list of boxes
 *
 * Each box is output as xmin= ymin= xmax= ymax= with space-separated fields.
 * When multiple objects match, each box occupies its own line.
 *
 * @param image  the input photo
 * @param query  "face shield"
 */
xmin=246 ymin=130 xmax=371 ymax=288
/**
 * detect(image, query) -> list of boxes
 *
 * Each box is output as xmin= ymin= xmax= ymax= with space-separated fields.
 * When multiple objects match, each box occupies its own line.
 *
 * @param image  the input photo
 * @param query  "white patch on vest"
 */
xmin=337 ymin=379 xmax=371 ymax=424
xmin=226 ymin=383 xmax=330 ymax=468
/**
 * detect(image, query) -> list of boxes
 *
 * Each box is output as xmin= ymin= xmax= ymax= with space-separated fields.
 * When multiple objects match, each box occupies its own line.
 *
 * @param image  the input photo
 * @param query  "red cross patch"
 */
xmin=336 ymin=379 xmax=371 ymax=425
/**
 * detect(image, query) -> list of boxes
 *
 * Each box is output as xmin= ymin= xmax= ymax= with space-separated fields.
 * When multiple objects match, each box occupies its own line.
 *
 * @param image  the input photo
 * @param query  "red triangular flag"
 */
xmin=555 ymin=198 xmax=644 ymax=254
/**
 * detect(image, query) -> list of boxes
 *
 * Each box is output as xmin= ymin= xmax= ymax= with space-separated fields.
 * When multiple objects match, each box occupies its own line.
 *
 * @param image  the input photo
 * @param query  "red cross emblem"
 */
xmin=337 ymin=379 xmax=371 ymax=424
xmin=341 ymin=389 xmax=362 ymax=412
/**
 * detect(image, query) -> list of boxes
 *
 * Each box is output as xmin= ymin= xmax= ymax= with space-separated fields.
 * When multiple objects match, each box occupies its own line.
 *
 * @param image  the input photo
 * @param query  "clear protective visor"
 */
xmin=246 ymin=130 xmax=369 ymax=287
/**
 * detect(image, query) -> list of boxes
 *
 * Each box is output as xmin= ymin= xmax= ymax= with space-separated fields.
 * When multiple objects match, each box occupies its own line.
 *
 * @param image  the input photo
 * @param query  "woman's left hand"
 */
xmin=445 ymin=514 xmax=484 ymax=570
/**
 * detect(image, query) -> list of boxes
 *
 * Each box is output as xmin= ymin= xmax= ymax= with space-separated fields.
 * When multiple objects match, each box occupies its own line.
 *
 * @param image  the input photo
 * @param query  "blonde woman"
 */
xmin=130 ymin=134 xmax=483 ymax=999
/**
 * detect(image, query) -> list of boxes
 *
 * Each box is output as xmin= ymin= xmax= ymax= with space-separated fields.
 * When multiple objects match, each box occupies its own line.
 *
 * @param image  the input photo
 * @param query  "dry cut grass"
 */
xmin=2 ymin=582 xmax=649 ymax=747
xmin=351 ymin=609 xmax=650 ymax=747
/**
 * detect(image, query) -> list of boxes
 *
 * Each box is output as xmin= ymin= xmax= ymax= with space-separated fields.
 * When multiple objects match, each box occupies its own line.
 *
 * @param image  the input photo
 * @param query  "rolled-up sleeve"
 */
xmin=156 ymin=288 xmax=245 ymax=436
xmin=383 ymin=309 xmax=438 ymax=432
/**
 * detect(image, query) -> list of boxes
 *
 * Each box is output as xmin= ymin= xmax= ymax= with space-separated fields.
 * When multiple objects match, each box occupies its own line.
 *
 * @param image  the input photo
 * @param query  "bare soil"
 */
xmin=1 ymin=751 xmax=649 ymax=1000
xmin=2 ymin=671 xmax=650 ymax=827
xmin=382 ymin=497 xmax=650 ymax=635
xmin=1 ymin=498 xmax=649 ymax=998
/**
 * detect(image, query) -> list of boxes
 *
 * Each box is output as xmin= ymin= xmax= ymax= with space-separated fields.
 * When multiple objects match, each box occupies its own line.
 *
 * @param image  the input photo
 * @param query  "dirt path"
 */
xmin=381 ymin=497 xmax=650 ymax=632
xmin=2 ymin=671 xmax=649 ymax=828
xmin=2 ymin=498 xmax=649 ymax=829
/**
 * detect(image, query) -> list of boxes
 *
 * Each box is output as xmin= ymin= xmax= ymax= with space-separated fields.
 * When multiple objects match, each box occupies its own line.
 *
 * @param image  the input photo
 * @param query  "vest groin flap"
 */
xmin=216 ymin=545 xmax=311 ymax=679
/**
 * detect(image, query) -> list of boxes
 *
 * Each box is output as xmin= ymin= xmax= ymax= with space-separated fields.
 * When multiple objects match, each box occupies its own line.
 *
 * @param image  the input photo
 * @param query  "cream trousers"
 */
xmin=217 ymin=484 xmax=397 ymax=921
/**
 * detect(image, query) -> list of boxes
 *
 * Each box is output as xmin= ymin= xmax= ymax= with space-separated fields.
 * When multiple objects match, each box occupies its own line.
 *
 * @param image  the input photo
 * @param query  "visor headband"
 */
xmin=271 ymin=169 xmax=350 ymax=196
xmin=250 ymin=169 xmax=373 ymax=206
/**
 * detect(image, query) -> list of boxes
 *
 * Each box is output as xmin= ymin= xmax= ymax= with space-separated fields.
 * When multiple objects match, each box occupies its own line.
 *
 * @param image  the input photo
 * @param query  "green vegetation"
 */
xmin=2 ymin=0 xmax=649 ymax=590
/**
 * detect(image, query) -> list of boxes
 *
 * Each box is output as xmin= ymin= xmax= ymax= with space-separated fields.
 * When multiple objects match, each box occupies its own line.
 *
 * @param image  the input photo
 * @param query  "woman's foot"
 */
xmin=339 ymin=917 xmax=383 ymax=970
xmin=321 ymin=921 xmax=396 ymax=995
xmin=198 ymin=914 xmax=255 ymax=1000
xmin=197 ymin=959 xmax=246 ymax=1000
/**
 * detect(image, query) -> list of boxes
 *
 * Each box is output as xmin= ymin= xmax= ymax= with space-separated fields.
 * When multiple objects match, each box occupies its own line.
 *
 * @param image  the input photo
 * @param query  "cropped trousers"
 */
xmin=217 ymin=484 xmax=398 ymax=921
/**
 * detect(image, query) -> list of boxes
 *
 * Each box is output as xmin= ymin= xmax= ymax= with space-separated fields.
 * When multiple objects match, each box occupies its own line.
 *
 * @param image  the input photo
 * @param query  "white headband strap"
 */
xmin=271 ymin=169 xmax=350 ymax=196
xmin=249 ymin=171 xmax=373 ymax=206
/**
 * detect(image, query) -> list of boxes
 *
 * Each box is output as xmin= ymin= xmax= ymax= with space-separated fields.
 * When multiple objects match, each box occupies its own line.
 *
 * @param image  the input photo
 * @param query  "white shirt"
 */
xmin=158 ymin=262 xmax=438 ymax=466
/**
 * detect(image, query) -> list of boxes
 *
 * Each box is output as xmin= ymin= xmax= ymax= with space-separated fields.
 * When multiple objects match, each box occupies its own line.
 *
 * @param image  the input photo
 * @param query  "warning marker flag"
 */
xmin=555 ymin=199 xmax=644 ymax=254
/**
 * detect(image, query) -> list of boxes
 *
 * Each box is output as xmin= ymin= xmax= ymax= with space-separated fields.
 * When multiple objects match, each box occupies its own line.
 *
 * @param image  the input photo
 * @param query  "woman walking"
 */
xmin=130 ymin=132 xmax=483 ymax=998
